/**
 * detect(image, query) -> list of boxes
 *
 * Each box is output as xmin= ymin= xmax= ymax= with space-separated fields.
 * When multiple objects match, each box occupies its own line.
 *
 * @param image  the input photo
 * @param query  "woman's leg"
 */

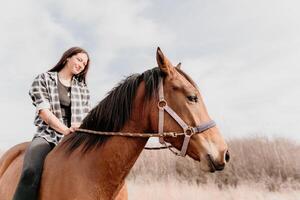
xmin=12 ymin=137 xmax=53 ymax=200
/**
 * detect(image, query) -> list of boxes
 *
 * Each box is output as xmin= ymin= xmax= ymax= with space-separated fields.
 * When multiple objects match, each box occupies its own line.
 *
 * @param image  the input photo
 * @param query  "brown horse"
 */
xmin=0 ymin=48 xmax=229 ymax=200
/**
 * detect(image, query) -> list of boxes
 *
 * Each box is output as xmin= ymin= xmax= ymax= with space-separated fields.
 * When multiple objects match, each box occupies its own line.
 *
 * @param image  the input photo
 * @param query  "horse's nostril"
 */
xmin=216 ymin=163 xmax=225 ymax=171
xmin=225 ymin=150 xmax=230 ymax=162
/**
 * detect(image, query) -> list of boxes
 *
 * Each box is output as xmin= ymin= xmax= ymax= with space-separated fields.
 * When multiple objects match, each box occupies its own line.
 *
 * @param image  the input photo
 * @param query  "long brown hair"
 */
xmin=49 ymin=47 xmax=90 ymax=83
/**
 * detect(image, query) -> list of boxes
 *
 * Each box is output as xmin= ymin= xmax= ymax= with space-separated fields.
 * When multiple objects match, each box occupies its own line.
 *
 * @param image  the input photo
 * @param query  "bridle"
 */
xmin=157 ymin=77 xmax=216 ymax=156
xmin=76 ymin=76 xmax=216 ymax=157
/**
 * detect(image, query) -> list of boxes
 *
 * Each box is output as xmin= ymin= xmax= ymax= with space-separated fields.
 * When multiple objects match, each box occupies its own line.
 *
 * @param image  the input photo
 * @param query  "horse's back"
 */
xmin=0 ymin=142 xmax=128 ymax=200
xmin=0 ymin=142 xmax=29 ymax=200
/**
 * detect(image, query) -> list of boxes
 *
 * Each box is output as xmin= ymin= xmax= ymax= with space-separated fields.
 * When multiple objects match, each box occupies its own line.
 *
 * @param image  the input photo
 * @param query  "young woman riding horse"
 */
xmin=0 ymin=48 xmax=229 ymax=200
xmin=13 ymin=47 xmax=90 ymax=200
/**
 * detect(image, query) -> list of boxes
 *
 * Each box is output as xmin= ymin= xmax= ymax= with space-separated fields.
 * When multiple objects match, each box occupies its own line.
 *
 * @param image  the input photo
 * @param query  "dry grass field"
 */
xmin=0 ymin=137 xmax=299 ymax=199
xmin=127 ymin=137 xmax=300 ymax=200
xmin=127 ymin=180 xmax=300 ymax=200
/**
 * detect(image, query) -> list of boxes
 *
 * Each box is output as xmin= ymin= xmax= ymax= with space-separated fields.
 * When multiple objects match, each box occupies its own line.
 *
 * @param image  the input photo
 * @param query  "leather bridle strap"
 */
xmin=158 ymin=77 xmax=216 ymax=156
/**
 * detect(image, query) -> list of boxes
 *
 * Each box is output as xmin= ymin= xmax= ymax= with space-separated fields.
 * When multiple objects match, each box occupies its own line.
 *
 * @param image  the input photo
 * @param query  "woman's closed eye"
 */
xmin=76 ymin=57 xmax=87 ymax=66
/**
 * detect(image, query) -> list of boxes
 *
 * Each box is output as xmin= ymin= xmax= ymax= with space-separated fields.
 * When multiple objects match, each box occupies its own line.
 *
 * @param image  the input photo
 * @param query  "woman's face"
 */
xmin=65 ymin=53 xmax=88 ymax=75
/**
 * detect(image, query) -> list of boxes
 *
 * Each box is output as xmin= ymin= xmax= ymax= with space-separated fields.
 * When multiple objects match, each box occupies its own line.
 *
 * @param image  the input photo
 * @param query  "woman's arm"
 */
xmin=29 ymin=74 xmax=75 ymax=136
xmin=39 ymin=109 xmax=72 ymax=136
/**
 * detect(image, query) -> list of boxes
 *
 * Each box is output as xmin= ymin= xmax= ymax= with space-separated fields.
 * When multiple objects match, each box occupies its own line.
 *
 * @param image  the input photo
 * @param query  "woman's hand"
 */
xmin=63 ymin=127 xmax=72 ymax=136
xmin=62 ymin=123 xmax=81 ymax=136
xmin=39 ymin=109 xmax=82 ymax=136
xmin=68 ymin=123 xmax=81 ymax=134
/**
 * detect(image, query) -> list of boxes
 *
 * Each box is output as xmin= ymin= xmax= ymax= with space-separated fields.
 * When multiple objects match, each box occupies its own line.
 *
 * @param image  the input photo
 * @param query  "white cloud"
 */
xmin=1 ymin=0 xmax=300 ymax=149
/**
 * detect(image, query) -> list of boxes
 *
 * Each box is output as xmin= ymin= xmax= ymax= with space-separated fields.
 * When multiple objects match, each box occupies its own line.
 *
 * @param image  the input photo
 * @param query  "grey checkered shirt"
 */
xmin=29 ymin=71 xmax=91 ymax=145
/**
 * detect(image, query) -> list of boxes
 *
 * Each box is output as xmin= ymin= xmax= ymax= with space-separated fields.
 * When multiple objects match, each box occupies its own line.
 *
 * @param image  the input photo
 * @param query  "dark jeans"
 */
xmin=13 ymin=137 xmax=54 ymax=200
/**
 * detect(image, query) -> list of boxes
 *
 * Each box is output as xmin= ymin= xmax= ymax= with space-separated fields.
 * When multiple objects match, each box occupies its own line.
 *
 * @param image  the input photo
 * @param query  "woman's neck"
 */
xmin=58 ymin=68 xmax=73 ymax=86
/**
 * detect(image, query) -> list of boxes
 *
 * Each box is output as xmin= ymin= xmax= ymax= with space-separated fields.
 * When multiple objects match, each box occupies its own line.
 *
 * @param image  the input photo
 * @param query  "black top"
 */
xmin=57 ymin=77 xmax=71 ymax=127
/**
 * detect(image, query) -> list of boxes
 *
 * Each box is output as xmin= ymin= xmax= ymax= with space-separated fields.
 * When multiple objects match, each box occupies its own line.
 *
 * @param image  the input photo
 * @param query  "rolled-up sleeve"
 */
xmin=29 ymin=73 xmax=51 ymax=112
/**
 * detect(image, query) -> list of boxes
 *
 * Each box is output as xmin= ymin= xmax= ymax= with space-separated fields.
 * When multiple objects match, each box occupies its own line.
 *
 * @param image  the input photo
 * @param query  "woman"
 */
xmin=13 ymin=47 xmax=91 ymax=200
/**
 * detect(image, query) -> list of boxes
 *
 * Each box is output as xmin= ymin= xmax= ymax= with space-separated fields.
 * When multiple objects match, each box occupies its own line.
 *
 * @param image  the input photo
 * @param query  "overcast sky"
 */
xmin=1 ymin=0 xmax=300 ymax=149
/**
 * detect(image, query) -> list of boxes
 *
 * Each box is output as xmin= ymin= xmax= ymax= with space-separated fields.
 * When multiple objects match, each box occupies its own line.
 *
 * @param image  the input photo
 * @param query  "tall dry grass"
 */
xmin=128 ymin=137 xmax=300 ymax=192
xmin=127 ymin=180 xmax=300 ymax=200
xmin=1 ymin=138 xmax=299 ymax=199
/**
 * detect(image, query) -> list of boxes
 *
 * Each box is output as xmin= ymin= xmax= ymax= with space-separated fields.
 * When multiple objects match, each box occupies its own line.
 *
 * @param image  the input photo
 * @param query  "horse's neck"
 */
xmin=83 ymin=82 xmax=153 ymax=199
xmin=82 ymin=125 xmax=149 ymax=198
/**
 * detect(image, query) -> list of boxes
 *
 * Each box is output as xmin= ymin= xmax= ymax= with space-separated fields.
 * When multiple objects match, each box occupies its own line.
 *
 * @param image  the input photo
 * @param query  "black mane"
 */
xmin=61 ymin=67 xmax=163 ymax=153
xmin=60 ymin=67 xmax=196 ymax=154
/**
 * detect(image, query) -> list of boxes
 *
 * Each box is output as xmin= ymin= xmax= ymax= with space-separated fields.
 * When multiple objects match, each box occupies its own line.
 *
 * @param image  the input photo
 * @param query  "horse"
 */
xmin=0 ymin=48 xmax=230 ymax=200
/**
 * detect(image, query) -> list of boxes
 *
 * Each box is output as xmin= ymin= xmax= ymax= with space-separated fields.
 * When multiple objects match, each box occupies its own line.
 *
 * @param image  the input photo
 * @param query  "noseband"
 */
xmin=157 ymin=77 xmax=216 ymax=157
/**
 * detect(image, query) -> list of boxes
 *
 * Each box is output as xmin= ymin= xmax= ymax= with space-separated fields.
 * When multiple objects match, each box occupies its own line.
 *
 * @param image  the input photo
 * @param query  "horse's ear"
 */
xmin=176 ymin=62 xmax=182 ymax=69
xmin=156 ymin=47 xmax=173 ymax=76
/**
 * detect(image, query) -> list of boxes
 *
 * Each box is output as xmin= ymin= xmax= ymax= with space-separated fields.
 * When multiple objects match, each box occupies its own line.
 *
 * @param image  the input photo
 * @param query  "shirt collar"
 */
xmin=47 ymin=71 xmax=80 ymax=85
xmin=47 ymin=71 xmax=58 ymax=83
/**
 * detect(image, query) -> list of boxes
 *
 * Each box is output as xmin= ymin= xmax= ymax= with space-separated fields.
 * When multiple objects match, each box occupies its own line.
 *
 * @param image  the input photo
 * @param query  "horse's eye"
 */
xmin=187 ymin=95 xmax=198 ymax=102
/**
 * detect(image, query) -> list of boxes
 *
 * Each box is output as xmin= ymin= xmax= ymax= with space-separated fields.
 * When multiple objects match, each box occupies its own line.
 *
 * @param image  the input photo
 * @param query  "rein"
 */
xmin=76 ymin=77 xmax=216 ymax=157
xmin=75 ymin=129 xmax=182 ymax=138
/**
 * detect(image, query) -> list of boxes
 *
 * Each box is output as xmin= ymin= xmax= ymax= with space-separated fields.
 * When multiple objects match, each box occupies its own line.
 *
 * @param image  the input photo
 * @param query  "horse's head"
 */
xmin=150 ymin=48 xmax=229 ymax=172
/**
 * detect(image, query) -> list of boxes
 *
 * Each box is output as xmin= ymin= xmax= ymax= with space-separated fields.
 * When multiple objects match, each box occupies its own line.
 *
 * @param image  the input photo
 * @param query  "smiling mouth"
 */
xmin=207 ymin=154 xmax=216 ymax=173
xmin=75 ymin=66 xmax=81 ymax=72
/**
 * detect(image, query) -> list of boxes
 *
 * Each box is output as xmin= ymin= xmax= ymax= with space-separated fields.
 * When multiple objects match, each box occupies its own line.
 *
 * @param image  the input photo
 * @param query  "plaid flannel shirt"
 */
xmin=29 ymin=71 xmax=91 ymax=145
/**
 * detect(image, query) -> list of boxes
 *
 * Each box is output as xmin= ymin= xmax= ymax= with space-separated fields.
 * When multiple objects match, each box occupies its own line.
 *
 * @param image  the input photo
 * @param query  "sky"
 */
xmin=0 ymin=0 xmax=300 ymax=149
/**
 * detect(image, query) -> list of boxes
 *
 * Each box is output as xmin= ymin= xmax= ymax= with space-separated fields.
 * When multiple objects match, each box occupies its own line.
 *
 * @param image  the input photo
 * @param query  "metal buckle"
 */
xmin=157 ymin=99 xmax=167 ymax=109
xmin=184 ymin=127 xmax=194 ymax=136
